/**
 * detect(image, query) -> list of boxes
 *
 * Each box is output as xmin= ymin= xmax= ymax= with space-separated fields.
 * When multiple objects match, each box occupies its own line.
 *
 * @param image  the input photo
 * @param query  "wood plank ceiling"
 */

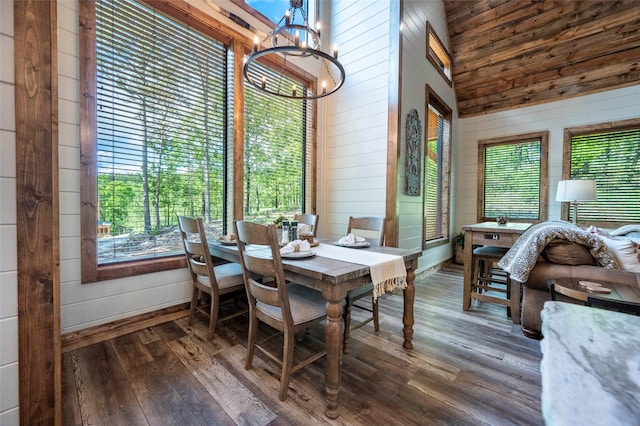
xmin=443 ymin=0 xmax=640 ymax=117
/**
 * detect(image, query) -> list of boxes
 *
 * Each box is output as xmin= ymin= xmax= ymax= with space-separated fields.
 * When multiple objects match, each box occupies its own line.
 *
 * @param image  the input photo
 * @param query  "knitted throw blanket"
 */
xmin=497 ymin=221 xmax=618 ymax=283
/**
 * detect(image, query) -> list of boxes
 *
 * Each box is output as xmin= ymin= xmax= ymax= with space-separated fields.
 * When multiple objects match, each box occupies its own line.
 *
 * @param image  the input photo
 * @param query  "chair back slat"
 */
xmin=183 ymin=238 xmax=206 ymax=257
xmin=246 ymin=277 xmax=283 ymax=307
xmin=294 ymin=213 xmax=319 ymax=235
xmin=346 ymin=216 xmax=386 ymax=246
xmin=188 ymin=258 xmax=210 ymax=278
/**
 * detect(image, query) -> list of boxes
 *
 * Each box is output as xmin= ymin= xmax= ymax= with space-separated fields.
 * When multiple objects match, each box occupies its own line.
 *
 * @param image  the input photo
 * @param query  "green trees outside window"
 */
xmin=478 ymin=131 xmax=549 ymax=223
xmin=568 ymin=124 xmax=640 ymax=226
xmin=91 ymin=0 xmax=310 ymax=267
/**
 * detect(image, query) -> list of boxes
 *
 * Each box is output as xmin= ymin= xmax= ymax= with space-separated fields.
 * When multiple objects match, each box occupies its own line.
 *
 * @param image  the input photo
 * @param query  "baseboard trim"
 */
xmin=61 ymin=303 xmax=190 ymax=353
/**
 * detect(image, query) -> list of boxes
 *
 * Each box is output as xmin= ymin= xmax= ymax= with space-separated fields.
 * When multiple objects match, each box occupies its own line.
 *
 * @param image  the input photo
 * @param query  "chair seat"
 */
xmin=472 ymin=246 xmax=509 ymax=258
xmin=196 ymin=262 xmax=244 ymax=290
xmin=257 ymin=284 xmax=326 ymax=325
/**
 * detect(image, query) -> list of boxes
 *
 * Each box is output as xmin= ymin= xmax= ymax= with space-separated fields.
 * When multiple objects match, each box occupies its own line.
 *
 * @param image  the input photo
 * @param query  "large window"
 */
xmin=478 ymin=132 xmax=549 ymax=222
xmin=423 ymin=87 xmax=451 ymax=247
xmin=243 ymin=63 xmax=312 ymax=224
xmin=94 ymin=0 xmax=229 ymax=265
xmin=80 ymin=0 xmax=314 ymax=282
xmin=563 ymin=119 xmax=640 ymax=227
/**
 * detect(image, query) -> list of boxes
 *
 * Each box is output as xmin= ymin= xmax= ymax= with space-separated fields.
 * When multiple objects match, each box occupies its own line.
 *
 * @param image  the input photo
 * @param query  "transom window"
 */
xmin=478 ymin=132 xmax=549 ymax=222
xmin=563 ymin=119 xmax=640 ymax=227
xmin=426 ymin=22 xmax=452 ymax=85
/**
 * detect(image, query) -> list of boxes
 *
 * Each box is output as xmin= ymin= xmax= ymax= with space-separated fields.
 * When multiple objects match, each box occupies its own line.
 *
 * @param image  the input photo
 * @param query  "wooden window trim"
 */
xmin=422 ymin=86 xmax=452 ymax=250
xmin=562 ymin=117 xmax=640 ymax=228
xmin=425 ymin=21 xmax=452 ymax=87
xmin=477 ymin=131 xmax=549 ymax=223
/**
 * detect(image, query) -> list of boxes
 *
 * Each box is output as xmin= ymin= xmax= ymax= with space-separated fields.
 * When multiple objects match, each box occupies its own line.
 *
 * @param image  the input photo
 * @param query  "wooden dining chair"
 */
xmin=293 ymin=213 xmax=319 ymax=236
xmin=177 ymin=216 xmax=246 ymax=341
xmin=233 ymin=220 xmax=327 ymax=401
xmin=343 ymin=216 xmax=386 ymax=353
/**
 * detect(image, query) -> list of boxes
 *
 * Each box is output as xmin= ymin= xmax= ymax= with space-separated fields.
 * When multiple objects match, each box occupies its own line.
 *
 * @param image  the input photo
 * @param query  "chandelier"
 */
xmin=242 ymin=0 xmax=345 ymax=100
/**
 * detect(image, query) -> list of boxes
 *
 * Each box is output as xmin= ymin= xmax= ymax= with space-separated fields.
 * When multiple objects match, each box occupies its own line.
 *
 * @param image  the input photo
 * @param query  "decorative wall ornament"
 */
xmin=405 ymin=109 xmax=422 ymax=196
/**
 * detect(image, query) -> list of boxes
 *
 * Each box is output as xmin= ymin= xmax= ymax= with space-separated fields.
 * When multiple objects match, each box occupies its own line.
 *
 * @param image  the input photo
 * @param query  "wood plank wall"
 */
xmin=444 ymin=0 xmax=640 ymax=117
xmin=13 ymin=1 xmax=61 ymax=424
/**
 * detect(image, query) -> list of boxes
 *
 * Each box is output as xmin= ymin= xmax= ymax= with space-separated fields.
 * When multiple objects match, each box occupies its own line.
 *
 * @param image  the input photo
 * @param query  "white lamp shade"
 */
xmin=556 ymin=179 xmax=597 ymax=202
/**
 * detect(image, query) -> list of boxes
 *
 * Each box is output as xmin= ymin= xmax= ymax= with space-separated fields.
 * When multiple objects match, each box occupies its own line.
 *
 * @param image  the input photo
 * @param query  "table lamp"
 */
xmin=556 ymin=179 xmax=597 ymax=224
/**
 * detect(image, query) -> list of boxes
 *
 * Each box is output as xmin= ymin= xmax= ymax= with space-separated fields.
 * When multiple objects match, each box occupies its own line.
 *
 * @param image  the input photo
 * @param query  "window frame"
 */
xmin=422 ymin=86 xmax=452 ymax=250
xmin=562 ymin=118 xmax=640 ymax=228
xmin=477 ymin=131 xmax=549 ymax=223
xmin=425 ymin=21 xmax=453 ymax=86
xmin=79 ymin=0 xmax=316 ymax=283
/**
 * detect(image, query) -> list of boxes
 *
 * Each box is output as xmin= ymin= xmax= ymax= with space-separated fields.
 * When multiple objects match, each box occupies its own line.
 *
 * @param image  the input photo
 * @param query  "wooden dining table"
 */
xmin=208 ymin=239 xmax=422 ymax=419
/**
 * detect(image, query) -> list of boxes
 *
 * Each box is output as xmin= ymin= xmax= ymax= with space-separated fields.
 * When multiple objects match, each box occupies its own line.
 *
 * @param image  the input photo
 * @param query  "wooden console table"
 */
xmin=462 ymin=222 xmax=532 ymax=322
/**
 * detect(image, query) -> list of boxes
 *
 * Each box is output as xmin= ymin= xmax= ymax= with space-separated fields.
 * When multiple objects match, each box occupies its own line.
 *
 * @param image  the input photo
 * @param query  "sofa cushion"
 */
xmin=541 ymin=239 xmax=595 ymax=266
xmin=601 ymin=236 xmax=640 ymax=273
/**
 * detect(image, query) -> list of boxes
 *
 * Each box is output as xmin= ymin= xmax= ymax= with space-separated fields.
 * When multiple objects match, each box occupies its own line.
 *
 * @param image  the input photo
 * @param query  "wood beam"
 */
xmin=14 ymin=1 xmax=61 ymax=424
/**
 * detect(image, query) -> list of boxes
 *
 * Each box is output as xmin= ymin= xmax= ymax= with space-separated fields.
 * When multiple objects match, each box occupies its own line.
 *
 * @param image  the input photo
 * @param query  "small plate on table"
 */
xmin=334 ymin=241 xmax=371 ymax=248
xmin=218 ymin=236 xmax=237 ymax=245
xmin=281 ymin=250 xmax=315 ymax=259
xmin=579 ymin=281 xmax=602 ymax=287
xmin=579 ymin=281 xmax=611 ymax=293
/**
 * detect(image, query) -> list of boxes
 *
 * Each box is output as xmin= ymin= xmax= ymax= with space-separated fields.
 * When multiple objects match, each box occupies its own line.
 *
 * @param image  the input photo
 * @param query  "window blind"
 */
xmin=571 ymin=128 xmax=640 ymax=223
xmin=483 ymin=140 xmax=541 ymax=220
xmin=96 ymin=0 xmax=228 ymax=264
xmin=424 ymin=107 xmax=442 ymax=241
xmin=243 ymin=62 xmax=309 ymax=224
xmin=424 ymin=102 xmax=450 ymax=242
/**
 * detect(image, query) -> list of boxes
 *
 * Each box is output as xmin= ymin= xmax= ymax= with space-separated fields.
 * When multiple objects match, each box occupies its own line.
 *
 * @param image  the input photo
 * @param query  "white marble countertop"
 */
xmin=541 ymin=302 xmax=640 ymax=425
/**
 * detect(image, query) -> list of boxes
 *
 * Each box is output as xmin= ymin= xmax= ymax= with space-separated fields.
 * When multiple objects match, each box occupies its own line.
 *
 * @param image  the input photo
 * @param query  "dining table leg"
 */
xmin=324 ymin=297 xmax=343 ymax=419
xmin=463 ymin=229 xmax=473 ymax=310
xmin=402 ymin=262 xmax=416 ymax=349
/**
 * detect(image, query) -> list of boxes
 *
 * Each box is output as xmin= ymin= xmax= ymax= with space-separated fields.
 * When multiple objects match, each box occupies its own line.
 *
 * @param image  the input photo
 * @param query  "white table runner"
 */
xmin=313 ymin=244 xmax=407 ymax=300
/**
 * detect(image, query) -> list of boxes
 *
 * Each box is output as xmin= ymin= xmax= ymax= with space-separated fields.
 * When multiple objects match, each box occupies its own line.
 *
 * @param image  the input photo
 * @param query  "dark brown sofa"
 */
xmin=519 ymin=226 xmax=640 ymax=339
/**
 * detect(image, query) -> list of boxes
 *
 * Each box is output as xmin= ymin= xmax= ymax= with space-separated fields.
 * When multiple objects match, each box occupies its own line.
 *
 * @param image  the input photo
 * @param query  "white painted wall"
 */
xmin=57 ymin=1 xmax=193 ymax=336
xmin=453 ymin=85 xmax=640 ymax=233
xmin=0 ymin=1 xmax=19 ymax=423
xmin=318 ymin=0 xmax=393 ymax=240
xmin=398 ymin=0 xmax=458 ymax=271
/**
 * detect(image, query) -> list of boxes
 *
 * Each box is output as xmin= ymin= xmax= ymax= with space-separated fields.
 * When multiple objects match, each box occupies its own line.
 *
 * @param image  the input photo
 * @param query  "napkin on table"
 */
xmin=280 ymin=239 xmax=311 ymax=255
xmin=338 ymin=233 xmax=366 ymax=245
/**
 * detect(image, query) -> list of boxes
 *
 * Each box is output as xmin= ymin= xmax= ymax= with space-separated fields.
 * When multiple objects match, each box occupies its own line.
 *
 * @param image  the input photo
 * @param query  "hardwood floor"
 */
xmin=62 ymin=266 xmax=543 ymax=425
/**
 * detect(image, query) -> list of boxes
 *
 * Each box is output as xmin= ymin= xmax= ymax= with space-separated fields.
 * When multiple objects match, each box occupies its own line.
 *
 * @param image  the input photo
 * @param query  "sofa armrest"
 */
xmin=524 ymin=262 xmax=640 ymax=291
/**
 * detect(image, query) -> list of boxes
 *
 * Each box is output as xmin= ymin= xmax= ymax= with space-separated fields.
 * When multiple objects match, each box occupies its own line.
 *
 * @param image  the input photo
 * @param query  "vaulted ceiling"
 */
xmin=443 ymin=0 xmax=640 ymax=117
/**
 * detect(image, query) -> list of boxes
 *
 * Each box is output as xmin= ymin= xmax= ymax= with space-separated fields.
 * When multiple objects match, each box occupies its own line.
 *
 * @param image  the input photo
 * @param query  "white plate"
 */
xmin=218 ymin=236 xmax=237 ymax=245
xmin=281 ymin=250 xmax=315 ymax=259
xmin=334 ymin=241 xmax=371 ymax=248
xmin=579 ymin=280 xmax=602 ymax=287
